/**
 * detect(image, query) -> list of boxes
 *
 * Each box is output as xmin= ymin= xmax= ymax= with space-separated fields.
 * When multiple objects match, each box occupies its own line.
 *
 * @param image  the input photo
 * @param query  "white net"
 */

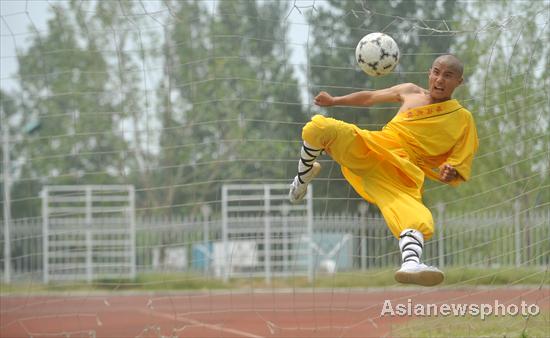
xmin=1 ymin=0 xmax=549 ymax=337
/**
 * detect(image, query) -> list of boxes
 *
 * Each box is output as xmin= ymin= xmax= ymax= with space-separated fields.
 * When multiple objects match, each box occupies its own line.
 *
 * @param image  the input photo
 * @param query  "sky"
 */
xmin=0 ymin=0 xmax=314 ymax=96
xmin=1 ymin=0 xmax=50 ymax=91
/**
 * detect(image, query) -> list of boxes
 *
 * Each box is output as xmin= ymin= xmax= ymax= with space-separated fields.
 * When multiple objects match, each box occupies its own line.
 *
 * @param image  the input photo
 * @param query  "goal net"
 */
xmin=1 ymin=0 xmax=548 ymax=337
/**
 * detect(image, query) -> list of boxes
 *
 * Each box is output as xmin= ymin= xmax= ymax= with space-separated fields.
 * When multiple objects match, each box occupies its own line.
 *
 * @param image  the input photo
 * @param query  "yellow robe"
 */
xmin=302 ymin=99 xmax=479 ymax=240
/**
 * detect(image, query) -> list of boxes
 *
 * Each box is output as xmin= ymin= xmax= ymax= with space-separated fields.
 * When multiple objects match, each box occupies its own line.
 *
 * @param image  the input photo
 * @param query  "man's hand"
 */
xmin=314 ymin=91 xmax=335 ymax=106
xmin=439 ymin=163 xmax=458 ymax=182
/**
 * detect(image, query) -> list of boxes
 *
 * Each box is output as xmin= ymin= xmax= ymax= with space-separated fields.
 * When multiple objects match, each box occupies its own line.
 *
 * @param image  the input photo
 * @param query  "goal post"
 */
xmin=42 ymin=185 xmax=136 ymax=283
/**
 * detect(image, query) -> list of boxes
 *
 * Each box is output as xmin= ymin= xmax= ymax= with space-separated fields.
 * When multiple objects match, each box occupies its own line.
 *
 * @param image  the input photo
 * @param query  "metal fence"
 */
xmin=221 ymin=184 xmax=314 ymax=283
xmin=1 ymin=210 xmax=549 ymax=283
xmin=42 ymin=185 xmax=136 ymax=283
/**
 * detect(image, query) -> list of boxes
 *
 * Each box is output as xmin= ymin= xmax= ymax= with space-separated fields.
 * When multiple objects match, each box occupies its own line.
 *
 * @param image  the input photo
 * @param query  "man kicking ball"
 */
xmin=289 ymin=54 xmax=479 ymax=287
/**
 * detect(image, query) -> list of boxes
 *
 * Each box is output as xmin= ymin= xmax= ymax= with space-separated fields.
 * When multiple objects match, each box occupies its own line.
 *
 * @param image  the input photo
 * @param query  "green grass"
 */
xmin=1 ymin=267 xmax=547 ymax=293
xmin=392 ymin=311 xmax=549 ymax=337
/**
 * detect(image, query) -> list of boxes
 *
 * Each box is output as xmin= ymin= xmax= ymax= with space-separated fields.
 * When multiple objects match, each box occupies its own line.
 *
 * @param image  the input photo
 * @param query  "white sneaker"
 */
xmin=288 ymin=162 xmax=321 ymax=204
xmin=394 ymin=261 xmax=445 ymax=287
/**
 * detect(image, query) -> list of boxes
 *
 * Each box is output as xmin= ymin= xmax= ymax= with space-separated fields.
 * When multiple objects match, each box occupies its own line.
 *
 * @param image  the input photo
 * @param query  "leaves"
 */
xmin=4 ymin=0 xmax=548 ymax=218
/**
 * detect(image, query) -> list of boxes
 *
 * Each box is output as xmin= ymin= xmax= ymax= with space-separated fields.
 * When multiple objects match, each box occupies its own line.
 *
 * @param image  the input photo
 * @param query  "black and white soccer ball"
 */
xmin=355 ymin=32 xmax=400 ymax=77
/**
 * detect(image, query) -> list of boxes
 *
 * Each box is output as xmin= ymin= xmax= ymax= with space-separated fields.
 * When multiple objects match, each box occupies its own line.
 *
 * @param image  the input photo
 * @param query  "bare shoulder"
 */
xmin=368 ymin=83 xmax=425 ymax=105
xmin=396 ymin=82 xmax=425 ymax=94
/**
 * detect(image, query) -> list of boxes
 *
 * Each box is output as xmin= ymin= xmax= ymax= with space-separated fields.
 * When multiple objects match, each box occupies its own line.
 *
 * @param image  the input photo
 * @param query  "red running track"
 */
xmin=1 ymin=287 xmax=548 ymax=338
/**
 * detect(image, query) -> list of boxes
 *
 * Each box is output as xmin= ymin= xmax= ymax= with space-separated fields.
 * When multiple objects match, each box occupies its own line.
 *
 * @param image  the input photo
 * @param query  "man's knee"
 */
xmin=385 ymin=206 xmax=434 ymax=241
xmin=419 ymin=222 xmax=434 ymax=241
xmin=302 ymin=114 xmax=339 ymax=149
xmin=413 ymin=212 xmax=435 ymax=240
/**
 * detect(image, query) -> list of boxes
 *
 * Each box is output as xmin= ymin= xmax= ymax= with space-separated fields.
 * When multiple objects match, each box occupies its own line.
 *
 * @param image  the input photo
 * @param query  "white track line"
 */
xmin=138 ymin=309 xmax=265 ymax=338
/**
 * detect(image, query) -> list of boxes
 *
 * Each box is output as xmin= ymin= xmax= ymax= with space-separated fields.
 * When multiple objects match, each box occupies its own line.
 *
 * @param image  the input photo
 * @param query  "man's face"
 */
xmin=428 ymin=61 xmax=463 ymax=101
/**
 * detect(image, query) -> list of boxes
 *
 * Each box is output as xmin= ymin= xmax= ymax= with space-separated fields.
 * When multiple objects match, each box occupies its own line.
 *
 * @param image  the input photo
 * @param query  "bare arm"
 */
xmin=314 ymin=83 xmax=421 ymax=107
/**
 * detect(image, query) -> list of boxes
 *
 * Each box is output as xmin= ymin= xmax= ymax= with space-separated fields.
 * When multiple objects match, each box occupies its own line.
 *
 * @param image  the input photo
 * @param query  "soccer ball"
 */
xmin=355 ymin=32 xmax=400 ymax=77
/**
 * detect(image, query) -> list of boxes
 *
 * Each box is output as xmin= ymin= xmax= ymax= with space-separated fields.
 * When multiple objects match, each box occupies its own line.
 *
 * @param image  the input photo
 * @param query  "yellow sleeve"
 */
xmin=446 ymin=111 xmax=479 ymax=186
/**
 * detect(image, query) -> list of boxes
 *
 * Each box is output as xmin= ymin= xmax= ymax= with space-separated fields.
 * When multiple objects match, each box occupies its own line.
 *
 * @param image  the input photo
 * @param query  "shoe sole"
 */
xmin=394 ymin=269 xmax=445 ymax=287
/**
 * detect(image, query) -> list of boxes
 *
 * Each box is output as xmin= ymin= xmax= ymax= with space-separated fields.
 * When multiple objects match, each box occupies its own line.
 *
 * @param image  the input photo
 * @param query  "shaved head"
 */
xmin=432 ymin=54 xmax=463 ymax=77
xmin=428 ymin=54 xmax=464 ymax=101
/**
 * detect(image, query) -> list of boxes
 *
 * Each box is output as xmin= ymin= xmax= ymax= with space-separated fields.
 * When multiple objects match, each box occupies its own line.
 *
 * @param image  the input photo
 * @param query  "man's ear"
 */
xmin=458 ymin=77 xmax=464 ymax=85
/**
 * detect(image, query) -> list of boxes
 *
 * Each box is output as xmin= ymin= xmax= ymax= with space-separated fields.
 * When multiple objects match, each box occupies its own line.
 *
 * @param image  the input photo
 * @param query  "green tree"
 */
xmin=0 ymin=90 xmax=20 ymax=218
xmin=83 ymin=0 xmax=162 ymax=213
xmin=438 ymin=0 xmax=550 ymax=214
xmin=13 ymin=3 xmax=129 ymax=217
xmin=157 ymin=0 xmax=304 ymax=215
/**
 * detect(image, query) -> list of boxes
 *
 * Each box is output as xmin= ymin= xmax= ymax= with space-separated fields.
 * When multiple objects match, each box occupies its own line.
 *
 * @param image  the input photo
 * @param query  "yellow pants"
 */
xmin=302 ymin=115 xmax=434 ymax=240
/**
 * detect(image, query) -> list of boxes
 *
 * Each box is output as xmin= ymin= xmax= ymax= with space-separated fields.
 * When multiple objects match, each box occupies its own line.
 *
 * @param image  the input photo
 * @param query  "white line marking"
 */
xmin=138 ymin=309 xmax=265 ymax=338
